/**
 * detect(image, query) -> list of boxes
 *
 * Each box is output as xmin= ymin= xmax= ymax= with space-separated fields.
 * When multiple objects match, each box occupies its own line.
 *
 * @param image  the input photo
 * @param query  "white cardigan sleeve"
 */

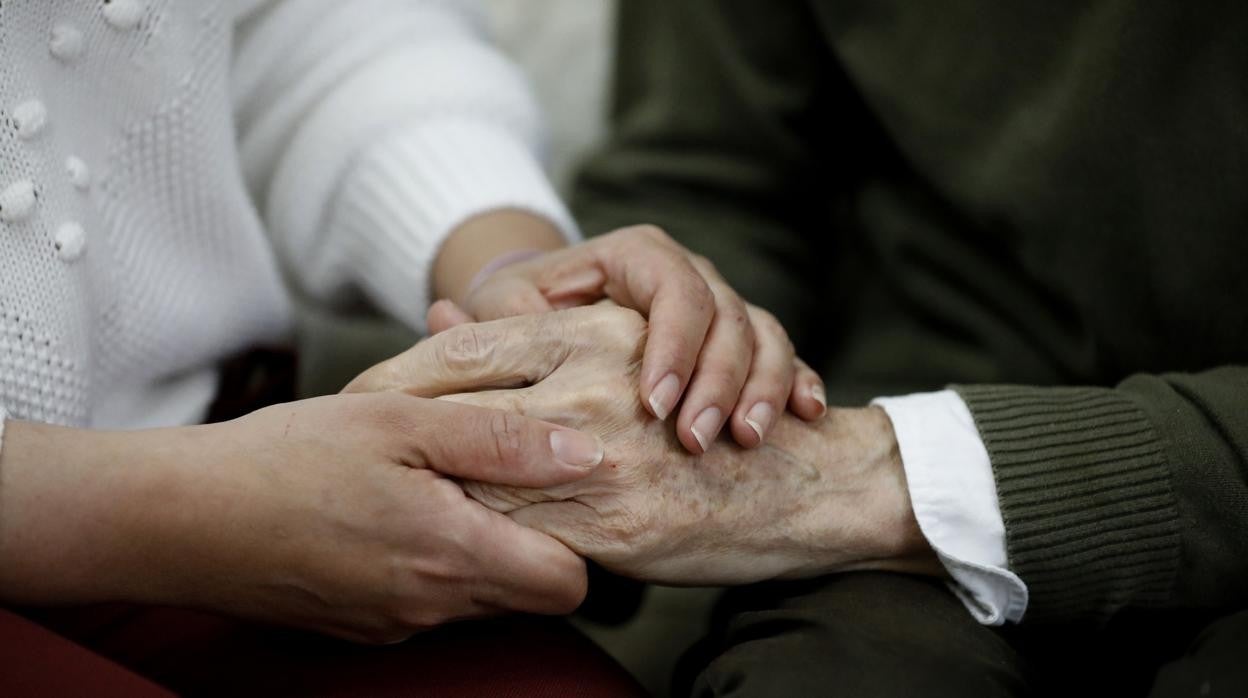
xmin=231 ymin=0 xmax=578 ymax=331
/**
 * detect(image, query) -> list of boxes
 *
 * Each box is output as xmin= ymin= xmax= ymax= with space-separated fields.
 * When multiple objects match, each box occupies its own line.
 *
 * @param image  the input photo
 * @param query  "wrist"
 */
xmin=0 ymin=420 xmax=217 ymax=607
xmin=783 ymin=407 xmax=942 ymax=579
xmin=465 ymin=248 xmax=546 ymax=297
xmin=433 ymin=209 xmax=567 ymax=305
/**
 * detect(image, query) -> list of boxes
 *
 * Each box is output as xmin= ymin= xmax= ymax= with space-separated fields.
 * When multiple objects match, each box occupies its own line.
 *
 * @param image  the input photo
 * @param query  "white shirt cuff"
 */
xmin=873 ymin=390 xmax=1029 ymax=625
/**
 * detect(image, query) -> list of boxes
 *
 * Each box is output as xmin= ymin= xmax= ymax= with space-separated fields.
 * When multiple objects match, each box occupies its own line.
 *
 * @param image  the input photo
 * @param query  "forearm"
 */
xmin=788 ymin=407 xmax=943 ymax=578
xmin=433 ymin=209 xmax=568 ymax=305
xmin=0 ymin=421 xmax=195 ymax=605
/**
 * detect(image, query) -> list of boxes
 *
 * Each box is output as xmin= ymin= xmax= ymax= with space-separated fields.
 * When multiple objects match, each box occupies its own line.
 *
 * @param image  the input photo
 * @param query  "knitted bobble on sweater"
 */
xmin=0 ymin=0 xmax=575 ymax=440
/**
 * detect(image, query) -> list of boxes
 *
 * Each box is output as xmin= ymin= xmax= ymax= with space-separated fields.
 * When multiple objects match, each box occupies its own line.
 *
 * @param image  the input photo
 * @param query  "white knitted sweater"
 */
xmin=0 ymin=0 xmax=576 ymax=438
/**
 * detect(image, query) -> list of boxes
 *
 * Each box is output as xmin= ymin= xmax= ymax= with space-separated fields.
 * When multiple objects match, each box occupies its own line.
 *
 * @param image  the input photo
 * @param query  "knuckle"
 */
xmin=428 ymin=476 xmax=468 ymax=510
xmin=628 ymin=223 xmax=670 ymax=244
xmin=565 ymin=382 xmax=618 ymax=419
xmin=686 ymin=277 xmax=715 ymax=310
xmin=375 ymin=358 xmax=410 ymax=392
xmin=439 ymin=324 xmax=493 ymax=371
xmin=597 ymin=307 xmax=647 ymax=352
xmin=689 ymin=254 xmax=729 ymax=287
xmin=343 ymin=361 xmax=389 ymax=393
xmin=752 ymin=309 xmax=795 ymax=353
xmin=688 ymin=254 xmax=714 ymax=274
xmin=487 ymin=411 xmax=526 ymax=465
xmin=750 ymin=306 xmax=782 ymax=333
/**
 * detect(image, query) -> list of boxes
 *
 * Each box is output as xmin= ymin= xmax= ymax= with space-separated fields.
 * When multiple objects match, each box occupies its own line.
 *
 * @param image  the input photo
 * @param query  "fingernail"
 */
xmin=744 ymin=402 xmax=774 ymax=442
xmin=810 ymin=384 xmax=827 ymax=414
xmin=648 ymin=373 xmax=681 ymax=420
xmin=690 ymin=406 xmax=723 ymax=453
xmin=550 ymin=430 xmax=604 ymax=469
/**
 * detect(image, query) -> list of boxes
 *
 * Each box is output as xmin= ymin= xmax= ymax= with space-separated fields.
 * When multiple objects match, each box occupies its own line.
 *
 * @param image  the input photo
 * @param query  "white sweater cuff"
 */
xmin=874 ymin=390 xmax=1030 ymax=625
xmin=326 ymin=119 xmax=580 ymax=332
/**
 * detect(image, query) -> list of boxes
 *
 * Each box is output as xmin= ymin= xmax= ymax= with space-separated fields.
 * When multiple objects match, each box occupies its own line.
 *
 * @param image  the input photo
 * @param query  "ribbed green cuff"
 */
xmin=953 ymin=384 xmax=1181 ymax=622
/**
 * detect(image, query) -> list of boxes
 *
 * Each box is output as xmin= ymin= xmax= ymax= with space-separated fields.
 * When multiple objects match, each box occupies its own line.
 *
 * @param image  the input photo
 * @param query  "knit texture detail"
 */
xmin=1 ymin=1 xmax=562 ymax=428
xmin=954 ymin=384 xmax=1181 ymax=622
xmin=0 ymin=1 xmax=293 ymax=429
xmin=319 ymin=119 xmax=578 ymax=332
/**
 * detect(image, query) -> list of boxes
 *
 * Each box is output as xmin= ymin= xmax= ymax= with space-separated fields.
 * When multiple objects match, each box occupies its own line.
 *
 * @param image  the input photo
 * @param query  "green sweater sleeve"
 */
xmin=954 ymin=367 xmax=1248 ymax=623
xmin=572 ymin=0 xmax=838 ymax=345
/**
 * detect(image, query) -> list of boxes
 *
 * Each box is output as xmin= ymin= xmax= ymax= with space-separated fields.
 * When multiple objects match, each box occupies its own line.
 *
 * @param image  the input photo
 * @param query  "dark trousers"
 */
xmin=679 ymin=572 xmax=1248 ymax=697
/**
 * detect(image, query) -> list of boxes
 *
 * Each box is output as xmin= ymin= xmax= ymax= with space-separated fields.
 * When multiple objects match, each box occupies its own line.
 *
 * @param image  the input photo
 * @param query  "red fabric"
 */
xmin=9 ymin=606 xmax=644 ymax=697
xmin=0 ymin=608 xmax=173 ymax=697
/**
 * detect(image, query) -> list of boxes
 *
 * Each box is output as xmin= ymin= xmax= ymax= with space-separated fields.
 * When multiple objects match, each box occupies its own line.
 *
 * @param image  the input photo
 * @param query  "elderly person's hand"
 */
xmin=429 ymin=224 xmax=826 ymax=455
xmin=347 ymin=306 xmax=941 ymax=585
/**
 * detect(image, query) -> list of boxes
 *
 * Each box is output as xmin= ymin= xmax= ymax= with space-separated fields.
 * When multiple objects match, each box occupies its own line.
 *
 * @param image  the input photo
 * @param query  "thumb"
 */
xmin=428 ymin=299 xmax=475 ymax=335
xmin=409 ymin=399 xmax=604 ymax=488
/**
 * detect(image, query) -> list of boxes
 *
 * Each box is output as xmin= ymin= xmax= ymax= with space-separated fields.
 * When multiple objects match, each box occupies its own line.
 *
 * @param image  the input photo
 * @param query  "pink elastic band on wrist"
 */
xmin=467 ymin=248 xmax=547 ymax=295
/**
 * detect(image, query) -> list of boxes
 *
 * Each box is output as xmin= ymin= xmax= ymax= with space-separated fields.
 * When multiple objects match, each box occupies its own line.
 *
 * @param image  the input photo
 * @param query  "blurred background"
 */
xmin=295 ymin=1 xmax=714 ymax=694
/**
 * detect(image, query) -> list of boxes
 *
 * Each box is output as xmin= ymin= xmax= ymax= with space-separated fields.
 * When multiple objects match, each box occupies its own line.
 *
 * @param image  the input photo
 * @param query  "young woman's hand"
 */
xmin=0 ymin=393 xmax=601 ymax=643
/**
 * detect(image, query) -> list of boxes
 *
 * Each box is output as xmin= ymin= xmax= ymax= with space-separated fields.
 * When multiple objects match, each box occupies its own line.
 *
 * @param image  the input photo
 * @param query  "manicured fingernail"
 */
xmin=744 ymin=402 xmax=774 ymax=442
xmin=550 ymin=430 xmax=604 ymax=469
xmin=810 ymin=384 xmax=827 ymax=414
xmin=690 ymin=406 xmax=723 ymax=453
xmin=648 ymin=373 xmax=681 ymax=420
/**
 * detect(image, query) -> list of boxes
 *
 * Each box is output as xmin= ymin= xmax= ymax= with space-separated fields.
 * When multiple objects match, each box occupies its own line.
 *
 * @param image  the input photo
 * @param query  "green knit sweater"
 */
xmin=572 ymin=0 xmax=1248 ymax=622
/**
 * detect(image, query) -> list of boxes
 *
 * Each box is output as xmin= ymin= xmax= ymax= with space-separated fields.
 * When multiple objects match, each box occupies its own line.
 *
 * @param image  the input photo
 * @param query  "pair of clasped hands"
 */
xmin=329 ymin=225 xmax=832 ymax=642
xmin=6 ymin=224 xmax=933 ymax=646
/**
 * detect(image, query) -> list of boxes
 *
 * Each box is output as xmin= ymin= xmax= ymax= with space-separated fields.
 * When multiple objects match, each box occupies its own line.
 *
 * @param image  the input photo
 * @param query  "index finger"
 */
xmin=343 ymin=313 xmax=574 ymax=397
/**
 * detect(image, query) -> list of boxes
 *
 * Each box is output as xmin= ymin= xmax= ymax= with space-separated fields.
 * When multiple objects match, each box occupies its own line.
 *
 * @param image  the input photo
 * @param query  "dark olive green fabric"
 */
xmin=953 ymin=383 xmax=1179 ymax=623
xmin=674 ymin=573 xmax=1248 ymax=698
xmin=682 ymin=573 xmax=1027 ymax=698
xmin=573 ymin=0 xmax=1248 ymax=624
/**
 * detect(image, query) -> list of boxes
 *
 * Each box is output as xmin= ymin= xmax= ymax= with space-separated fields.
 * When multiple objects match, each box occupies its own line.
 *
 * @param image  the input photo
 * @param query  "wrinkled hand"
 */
xmin=429 ymin=225 xmax=826 ymax=454
xmin=351 ymin=306 xmax=936 ymax=585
